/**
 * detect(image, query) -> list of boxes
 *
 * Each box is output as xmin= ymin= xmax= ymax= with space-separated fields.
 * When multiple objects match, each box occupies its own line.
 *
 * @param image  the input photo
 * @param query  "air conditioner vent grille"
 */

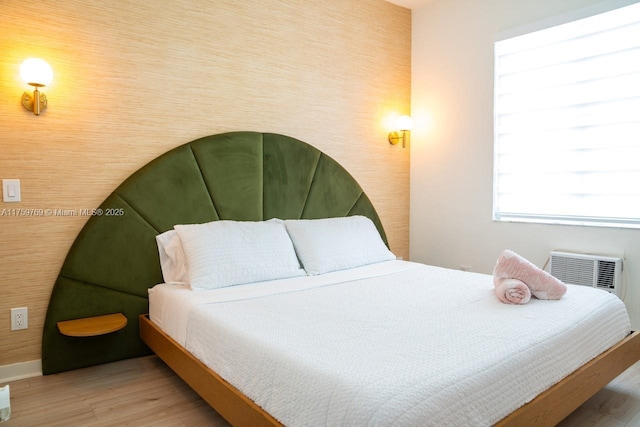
xmin=597 ymin=260 xmax=616 ymax=290
xmin=550 ymin=257 xmax=594 ymax=287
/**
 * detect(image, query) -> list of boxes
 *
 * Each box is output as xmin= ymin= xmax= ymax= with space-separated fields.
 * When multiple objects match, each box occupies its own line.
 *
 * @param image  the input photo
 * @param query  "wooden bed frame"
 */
xmin=42 ymin=129 xmax=640 ymax=423
xmin=140 ymin=314 xmax=640 ymax=426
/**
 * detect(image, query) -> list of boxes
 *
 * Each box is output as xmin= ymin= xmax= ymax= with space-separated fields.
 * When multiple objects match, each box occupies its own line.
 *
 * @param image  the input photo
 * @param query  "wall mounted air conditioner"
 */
xmin=549 ymin=251 xmax=622 ymax=296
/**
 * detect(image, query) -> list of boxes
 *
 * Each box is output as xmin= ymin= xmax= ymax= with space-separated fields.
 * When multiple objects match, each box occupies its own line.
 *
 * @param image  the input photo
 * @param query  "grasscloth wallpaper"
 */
xmin=0 ymin=0 xmax=410 ymax=367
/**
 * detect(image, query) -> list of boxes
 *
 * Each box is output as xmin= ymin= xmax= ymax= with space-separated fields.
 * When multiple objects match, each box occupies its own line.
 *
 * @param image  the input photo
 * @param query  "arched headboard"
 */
xmin=42 ymin=131 xmax=388 ymax=374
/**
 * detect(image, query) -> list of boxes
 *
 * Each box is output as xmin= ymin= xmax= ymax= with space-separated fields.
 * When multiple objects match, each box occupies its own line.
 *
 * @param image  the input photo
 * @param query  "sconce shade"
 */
xmin=20 ymin=58 xmax=52 ymax=115
xmin=20 ymin=58 xmax=53 ymax=86
xmin=396 ymin=115 xmax=413 ymax=131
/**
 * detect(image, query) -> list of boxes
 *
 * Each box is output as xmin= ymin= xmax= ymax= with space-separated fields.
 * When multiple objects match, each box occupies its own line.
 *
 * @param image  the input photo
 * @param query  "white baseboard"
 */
xmin=0 ymin=360 xmax=42 ymax=384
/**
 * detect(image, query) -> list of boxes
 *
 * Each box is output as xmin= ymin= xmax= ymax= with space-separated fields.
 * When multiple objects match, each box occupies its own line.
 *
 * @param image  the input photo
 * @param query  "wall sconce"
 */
xmin=20 ymin=58 xmax=53 ymax=116
xmin=388 ymin=115 xmax=413 ymax=148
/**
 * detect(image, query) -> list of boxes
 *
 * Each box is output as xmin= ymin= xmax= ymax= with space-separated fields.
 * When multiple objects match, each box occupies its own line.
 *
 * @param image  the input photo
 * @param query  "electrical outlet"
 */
xmin=11 ymin=307 xmax=28 ymax=331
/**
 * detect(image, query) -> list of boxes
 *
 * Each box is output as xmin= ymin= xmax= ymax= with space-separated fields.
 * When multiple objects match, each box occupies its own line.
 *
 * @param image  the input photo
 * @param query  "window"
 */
xmin=493 ymin=2 xmax=640 ymax=228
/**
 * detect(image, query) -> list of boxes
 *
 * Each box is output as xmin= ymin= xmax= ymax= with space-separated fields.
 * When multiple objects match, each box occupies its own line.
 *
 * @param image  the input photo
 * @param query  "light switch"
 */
xmin=2 ymin=179 xmax=21 ymax=202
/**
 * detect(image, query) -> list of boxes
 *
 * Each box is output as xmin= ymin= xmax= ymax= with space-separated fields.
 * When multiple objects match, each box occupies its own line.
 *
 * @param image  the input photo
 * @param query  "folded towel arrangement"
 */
xmin=493 ymin=250 xmax=567 ymax=304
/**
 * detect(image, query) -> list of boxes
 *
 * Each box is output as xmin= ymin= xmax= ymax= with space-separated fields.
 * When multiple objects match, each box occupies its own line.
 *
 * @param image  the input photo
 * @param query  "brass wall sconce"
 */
xmin=388 ymin=115 xmax=413 ymax=148
xmin=20 ymin=58 xmax=53 ymax=116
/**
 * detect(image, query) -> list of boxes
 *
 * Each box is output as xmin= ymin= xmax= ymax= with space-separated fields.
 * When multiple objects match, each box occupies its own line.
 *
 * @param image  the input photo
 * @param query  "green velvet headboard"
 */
xmin=42 ymin=131 xmax=388 ymax=374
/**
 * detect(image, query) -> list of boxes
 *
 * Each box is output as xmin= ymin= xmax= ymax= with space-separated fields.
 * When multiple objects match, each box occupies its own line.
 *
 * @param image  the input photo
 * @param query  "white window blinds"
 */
xmin=493 ymin=2 xmax=640 ymax=228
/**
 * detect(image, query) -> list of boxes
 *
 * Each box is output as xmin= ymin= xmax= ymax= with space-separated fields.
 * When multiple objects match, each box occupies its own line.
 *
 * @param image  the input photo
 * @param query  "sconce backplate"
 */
xmin=388 ymin=131 xmax=400 ymax=145
xmin=22 ymin=91 xmax=47 ymax=114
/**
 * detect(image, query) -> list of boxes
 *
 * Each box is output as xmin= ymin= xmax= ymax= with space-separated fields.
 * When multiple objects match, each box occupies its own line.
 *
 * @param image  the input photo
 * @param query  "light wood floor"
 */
xmin=3 ymin=356 xmax=229 ymax=427
xmin=3 ymin=356 xmax=640 ymax=426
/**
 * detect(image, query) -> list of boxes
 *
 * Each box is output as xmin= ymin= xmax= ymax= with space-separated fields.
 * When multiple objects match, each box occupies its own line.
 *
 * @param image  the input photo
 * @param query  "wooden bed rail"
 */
xmin=496 ymin=330 xmax=640 ymax=426
xmin=139 ymin=314 xmax=281 ymax=427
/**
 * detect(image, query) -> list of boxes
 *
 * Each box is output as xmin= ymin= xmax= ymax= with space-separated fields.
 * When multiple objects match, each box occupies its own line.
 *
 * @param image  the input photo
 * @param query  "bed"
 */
xmin=42 ymin=131 xmax=640 ymax=426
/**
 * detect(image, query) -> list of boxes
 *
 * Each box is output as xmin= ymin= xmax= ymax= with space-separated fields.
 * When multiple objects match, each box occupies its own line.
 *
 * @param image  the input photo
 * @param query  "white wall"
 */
xmin=410 ymin=0 xmax=640 ymax=329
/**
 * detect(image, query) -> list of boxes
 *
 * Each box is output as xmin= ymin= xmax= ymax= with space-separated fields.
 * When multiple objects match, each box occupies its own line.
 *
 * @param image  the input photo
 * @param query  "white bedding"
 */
xmin=149 ymin=260 xmax=631 ymax=426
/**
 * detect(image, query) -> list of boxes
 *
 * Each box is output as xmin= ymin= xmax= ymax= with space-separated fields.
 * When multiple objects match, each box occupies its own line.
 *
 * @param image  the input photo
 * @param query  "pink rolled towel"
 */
xmin=493 ymin=250 xmax=567 ymax=300
xmin=494 ymin=278 xmax=531 ymax=304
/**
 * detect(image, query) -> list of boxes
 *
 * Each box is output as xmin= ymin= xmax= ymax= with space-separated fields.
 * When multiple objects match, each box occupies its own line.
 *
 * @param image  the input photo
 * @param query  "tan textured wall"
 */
xmin=0 ymin=0 xmax=410 ymax=365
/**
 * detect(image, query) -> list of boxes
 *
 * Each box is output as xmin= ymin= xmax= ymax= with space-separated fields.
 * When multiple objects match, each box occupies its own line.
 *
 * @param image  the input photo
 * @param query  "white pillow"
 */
xmin=285 ymin=216 xmax=395 ymax=275
xmin=174 ymin=220 xmax=305 ymax=291
xmin=156 ymin=229 xmax=189 ymax=284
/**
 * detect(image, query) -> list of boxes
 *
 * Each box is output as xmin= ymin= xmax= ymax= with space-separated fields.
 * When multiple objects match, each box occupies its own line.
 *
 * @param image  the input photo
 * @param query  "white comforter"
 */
xmin=149 ymin=260 xmax=630 ymax=426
